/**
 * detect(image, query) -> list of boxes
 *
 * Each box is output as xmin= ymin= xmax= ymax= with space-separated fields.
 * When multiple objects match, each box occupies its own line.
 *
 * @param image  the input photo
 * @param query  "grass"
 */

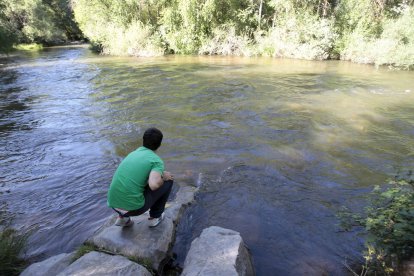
xmin=14 ymin=43 xmax=43 ymax=51
xmin=0 ymin=228 xmax=27 ymax=276
xmin=71 ymin=244 xmax=155 ymax=274
xmin=71 ymin=244 xmax=97 ymax=263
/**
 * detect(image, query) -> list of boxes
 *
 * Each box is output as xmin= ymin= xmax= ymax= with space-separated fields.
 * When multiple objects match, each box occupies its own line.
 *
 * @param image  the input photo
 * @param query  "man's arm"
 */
xmin=148 ymin=171 xmax=163 ymax=191
xmin=148 ymin=171 xmax=174 ymax=191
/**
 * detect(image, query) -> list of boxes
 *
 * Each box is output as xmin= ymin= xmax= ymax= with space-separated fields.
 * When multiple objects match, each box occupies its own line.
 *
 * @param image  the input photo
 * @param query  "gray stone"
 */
xmin=21 ymin=252 xmax=75 ymax=276
xmin=57 ymin=251 xmax=151 ymax=276
xmin=182 ymin=226 xmax=255 ymax=276
xmin=88 ymin=185 xmax=197 ymax=272
xmin=402 ymin=257 xmax=414 ymax=276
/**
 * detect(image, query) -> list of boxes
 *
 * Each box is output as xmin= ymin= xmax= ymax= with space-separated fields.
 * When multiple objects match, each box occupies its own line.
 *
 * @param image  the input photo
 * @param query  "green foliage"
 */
xmin=71 ymin=244 xmax=96 ymax=262
xmin=4 ymin=0 xmax=66 ymax=43
xmin=44 ymin=0 xmax=83 ymax=41
xmin=160 ymin=0 xmax=256 ymax=54
xmin=37 ymin=0 xmax=414 ymax=68
xmin=256 ymin=11 xmax=338 ymax=60
xmin=15 ymin=43 xmax=43 ymax=51
xmin=339 ymin=177 xmax=414 ymax=275
xmin=73 ymin=0 xmax=164 ymax=55
xmin=0 ymin=0 xmax=18 ymax=53
xmin=0 ymin=228 xmax=27 ymax=276
xmin=363 ymin=179 xmax=414 ymax=274
xmin=339 ymin=5 xmax=414 ymax=69
xmin=0 ymin=0 xmax=82 ymax=52
xmin=199 ymin=25 xmax=253 ymax=56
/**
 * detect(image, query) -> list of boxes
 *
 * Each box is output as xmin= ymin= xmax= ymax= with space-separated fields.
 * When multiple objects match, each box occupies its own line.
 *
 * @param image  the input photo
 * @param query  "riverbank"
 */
xmin=72 ymin=1 xmax=414 ymax=70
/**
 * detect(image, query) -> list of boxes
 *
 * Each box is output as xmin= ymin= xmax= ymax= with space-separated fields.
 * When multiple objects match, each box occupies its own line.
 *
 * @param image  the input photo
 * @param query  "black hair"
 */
xmin=143 ymin=127 xmax=163 ymax=151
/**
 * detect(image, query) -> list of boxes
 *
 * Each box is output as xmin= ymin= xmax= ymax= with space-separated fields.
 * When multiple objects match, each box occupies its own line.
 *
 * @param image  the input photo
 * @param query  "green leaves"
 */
xmin=0 ymin=228 xmax=27 ymax=276
xmin=0 ymin=0 xmax=82 ymax=50
xmin=339 ymin=177 xmax=414 ymax=274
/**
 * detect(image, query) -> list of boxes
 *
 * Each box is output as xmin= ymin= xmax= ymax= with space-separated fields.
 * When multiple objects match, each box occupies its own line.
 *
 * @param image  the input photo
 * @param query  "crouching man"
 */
xmin=107 ymin=127 xmax=173 ymax=227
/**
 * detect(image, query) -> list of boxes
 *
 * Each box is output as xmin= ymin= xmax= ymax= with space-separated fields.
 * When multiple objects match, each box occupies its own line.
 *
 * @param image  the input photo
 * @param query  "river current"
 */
xmin=0 ymin=45 xmax=413 ymax=275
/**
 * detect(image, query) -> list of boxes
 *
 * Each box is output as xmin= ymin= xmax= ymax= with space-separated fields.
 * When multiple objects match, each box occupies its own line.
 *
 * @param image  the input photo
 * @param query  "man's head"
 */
xmin=143 ymin=127 xmax=163 ymax=151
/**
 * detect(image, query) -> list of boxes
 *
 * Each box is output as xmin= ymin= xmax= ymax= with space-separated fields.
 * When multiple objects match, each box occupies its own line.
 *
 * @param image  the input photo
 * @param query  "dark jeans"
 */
xmin=114 ymin=180 xmax=173 ymax=219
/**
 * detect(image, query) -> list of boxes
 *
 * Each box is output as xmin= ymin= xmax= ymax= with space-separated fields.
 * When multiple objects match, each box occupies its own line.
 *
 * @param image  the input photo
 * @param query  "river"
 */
xmin=0 ymin=45 xmax=413 ymax=275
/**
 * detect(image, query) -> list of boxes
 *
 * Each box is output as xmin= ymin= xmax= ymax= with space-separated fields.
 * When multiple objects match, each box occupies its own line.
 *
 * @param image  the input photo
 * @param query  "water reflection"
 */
xmin=0 ymin=69 xmax=36 ymax=134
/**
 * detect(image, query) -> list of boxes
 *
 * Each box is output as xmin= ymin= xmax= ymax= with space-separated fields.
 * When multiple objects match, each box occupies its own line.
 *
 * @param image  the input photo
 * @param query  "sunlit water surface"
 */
xmin=0 ymin=45 xmax=413 ymax=275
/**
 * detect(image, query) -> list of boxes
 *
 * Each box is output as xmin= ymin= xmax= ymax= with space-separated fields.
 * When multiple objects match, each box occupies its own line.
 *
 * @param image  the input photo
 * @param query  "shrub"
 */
xmin=339 ymin=176 xmax=414 ymax=275
xmin=199 ymin=25 xmax=253 ymax=56
xmin=0 ymin=0 xmax=18 ymax=53
xmin=340 ymin=6 xmax=414 ymax=69
xmin=14 ymin=43 xmax=43 ymax=51
xmin=0 ymin=228 xmax=27 ymax=276
xmin=100 ymin=22 xmax=164 ymax=57
xmin=256 ymin=12 xmax=338 ymax=60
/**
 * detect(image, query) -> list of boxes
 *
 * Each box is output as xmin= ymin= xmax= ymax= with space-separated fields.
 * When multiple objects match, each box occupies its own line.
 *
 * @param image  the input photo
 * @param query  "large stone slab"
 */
xmin=21 ymin=252 xmax=75 ymax=276
xmin=87 ymin=185 xmax=197 ymax=272
xmin=57 ymin=251 xmax=151 ymax=276
xmin=182 ymin=226 xmax=255 ymax=276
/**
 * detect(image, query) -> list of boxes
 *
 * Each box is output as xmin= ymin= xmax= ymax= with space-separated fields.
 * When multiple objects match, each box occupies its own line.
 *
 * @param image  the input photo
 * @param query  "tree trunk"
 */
xmin=258 ymin=0 xmax=263 ymax=29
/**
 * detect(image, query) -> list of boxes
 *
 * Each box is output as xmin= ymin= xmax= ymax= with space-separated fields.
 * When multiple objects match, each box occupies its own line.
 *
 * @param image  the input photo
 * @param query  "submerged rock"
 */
xmin=182 ymin=226 xmax=255 ymax=276
xmin=21 ymin=252 xmax=75 ymax=276
xmin=87 ymin=185 xmax=197 ymax=272
xmin=57 ymin=251 xmax=151 ymax=276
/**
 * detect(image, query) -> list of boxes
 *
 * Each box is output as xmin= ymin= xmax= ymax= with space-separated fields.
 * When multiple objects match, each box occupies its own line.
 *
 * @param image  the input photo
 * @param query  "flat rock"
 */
xmin=57 ymin=251 xmax=151 ymax=276
xmin=182 ymin=226 xmax=255 ymax=276
xmin=402 ymin=257 xmax=414 ymax=276
xmin=21 ymin=252 xmax=75 ymax=276
xmin=88 ymin=185 xmax=196 ymax=272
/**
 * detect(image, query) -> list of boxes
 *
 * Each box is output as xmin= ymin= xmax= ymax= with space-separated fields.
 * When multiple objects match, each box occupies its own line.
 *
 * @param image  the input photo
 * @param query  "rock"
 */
xmin=401 ymin=257 xmax=414 ymax=276
xmin=57 ymin=251 xmax=151 ymax=276
xmin=87 ymin=185 xmax=197 ymax=272
xmin=182 ymin=226 xmax=255 ymax=276
xmin=21 ymin=252 xmax=75 ymax=276
xmin=165 ymin=185 xmax=196 ymax=221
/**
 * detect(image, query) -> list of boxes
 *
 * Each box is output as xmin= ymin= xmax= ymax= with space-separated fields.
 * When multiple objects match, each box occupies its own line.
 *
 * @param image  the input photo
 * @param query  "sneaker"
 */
xmin=115 ymin=216 xmax=134 ymax=227
xmin=148 ymin=213 xmax=164 ymax=228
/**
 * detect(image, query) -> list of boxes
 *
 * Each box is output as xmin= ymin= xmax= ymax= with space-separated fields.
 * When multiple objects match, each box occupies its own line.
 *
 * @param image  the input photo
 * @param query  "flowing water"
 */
xmin=0 ymin=45 xmax=413 ymax=275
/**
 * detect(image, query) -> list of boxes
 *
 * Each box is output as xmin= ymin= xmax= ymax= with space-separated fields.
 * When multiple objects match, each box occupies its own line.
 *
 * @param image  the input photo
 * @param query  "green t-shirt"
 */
xmin=107 ymin=146 xmax=164 ymax=210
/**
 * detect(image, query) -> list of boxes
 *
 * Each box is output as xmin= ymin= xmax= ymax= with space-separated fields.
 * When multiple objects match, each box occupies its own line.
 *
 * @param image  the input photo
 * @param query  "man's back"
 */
xmin=107 ymin=146 xmax=164 ymax=210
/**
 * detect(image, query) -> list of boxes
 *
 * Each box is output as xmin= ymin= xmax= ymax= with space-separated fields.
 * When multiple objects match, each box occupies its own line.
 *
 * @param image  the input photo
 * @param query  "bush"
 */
xmin=339 ymin=176 xmax=414 ymax=275
xmin=340 ymin=6 xmax=414 ymax=69
xmin=0 ymin=24 xmax=17 ymax=54
xmin=199 ymin=25 xmax=253 ymax=56
xmin=73 ymin=0 xmax=164 ymax=56
xmin=14 ymin=43 xmax=43 ymax=51
xmin=0 ymin=0 xmax=17 ymax=53
xmin=256 ymin=12 xmax=338 ymax=60
xmin=0 ymin=228 xmax=27 ymax=276
xmin=70 ymin=0 xmax=414 ymax=68
xmin=100 ymin=22 xmax=164 ymax=57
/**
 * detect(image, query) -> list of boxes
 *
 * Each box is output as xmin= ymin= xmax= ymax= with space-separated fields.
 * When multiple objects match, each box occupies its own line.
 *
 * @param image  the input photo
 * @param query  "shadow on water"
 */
xmin=0 ymin=68 xmax=39 ymax=135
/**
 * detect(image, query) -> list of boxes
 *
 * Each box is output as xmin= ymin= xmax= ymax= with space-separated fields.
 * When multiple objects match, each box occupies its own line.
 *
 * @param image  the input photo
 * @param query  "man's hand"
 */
xmin=163 ymin=171 xmax=174 ymax=181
